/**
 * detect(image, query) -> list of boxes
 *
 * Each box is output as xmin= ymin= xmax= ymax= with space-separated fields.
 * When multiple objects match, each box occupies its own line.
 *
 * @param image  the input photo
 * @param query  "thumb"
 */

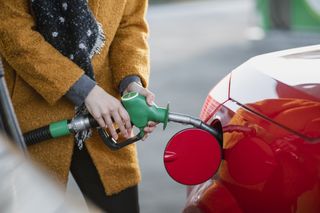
xmin=146 ymin=94 xmax=155 ymax=106
xmin=141 ymin=90 xmax=155 ymax=106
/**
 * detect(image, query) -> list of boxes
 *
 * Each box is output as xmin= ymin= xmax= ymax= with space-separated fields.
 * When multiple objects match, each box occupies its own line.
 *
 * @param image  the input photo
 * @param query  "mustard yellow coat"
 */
xmin=0 ymin=0 xmax=149 ymax=195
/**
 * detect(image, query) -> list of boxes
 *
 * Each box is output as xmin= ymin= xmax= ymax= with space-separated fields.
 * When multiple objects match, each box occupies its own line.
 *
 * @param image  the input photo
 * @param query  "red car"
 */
xmin=183 ymin=45 xmax=320 ymax=213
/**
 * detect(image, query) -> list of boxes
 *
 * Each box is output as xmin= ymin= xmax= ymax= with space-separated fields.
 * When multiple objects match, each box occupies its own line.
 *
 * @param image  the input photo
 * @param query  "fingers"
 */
xmin=85 ymin=86 xmax=132 ymax=140
xmin=143 ymin=121 xmax=157 ymax=133
xmin=104 ymin=115 xmax=118 ymax=140
xmin=95 ymin=108 xmax=131 ymax=141
xmin=127 ymin=82 xmax=155 ymax=106
xmin=142 ymin=121 xmax=158 ymax=141
xmin=96 ymin=117 xmax=106 ymax=128
xmin=119 ymin=107 xmax=132 ymax=135
xmin=87 ymin=105 xmax=106 ymax=128
xmin=146 ymin=92 xmax=155 ymax=106
xmin=111 ymin=110 xmax=128 ymax=139
xmin=139 ymin=89 xmax=155 ymax=106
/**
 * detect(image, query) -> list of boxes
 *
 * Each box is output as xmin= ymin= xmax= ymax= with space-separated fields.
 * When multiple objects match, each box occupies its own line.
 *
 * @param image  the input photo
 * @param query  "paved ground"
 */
xmin=67 ymin=0 xmax=320 ymax=212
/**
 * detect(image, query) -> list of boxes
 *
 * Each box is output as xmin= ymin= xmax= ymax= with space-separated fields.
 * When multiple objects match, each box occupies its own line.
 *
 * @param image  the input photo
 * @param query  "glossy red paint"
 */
xmin=224 ymin=136 xmax=277 ymax=185
xmin=164 ymin=128 xmax=222 ymax=185
xmin=184 ymin=46 xmax=320 ymax=213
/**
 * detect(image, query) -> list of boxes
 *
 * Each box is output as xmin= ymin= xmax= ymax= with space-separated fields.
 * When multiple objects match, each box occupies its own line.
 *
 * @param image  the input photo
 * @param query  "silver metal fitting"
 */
xmin=69 ymin=115 xmax=91 ymax=133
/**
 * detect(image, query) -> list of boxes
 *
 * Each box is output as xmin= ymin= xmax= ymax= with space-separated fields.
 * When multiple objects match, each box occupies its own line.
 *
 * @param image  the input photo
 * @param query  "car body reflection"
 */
xmin=184 ymin=45 xmax=320 ymax=213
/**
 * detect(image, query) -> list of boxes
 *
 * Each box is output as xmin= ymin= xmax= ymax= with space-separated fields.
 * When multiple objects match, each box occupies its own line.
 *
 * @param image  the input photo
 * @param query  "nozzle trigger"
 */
xmin=98 ymin=128 xmax=144 ymax=150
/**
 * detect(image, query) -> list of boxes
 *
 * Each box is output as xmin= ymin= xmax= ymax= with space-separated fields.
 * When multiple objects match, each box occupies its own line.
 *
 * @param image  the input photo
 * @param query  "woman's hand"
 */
xmin=84 ymin=85 xmax=131 ymax=140
xmin=124 ymin=82 xmax=158 ymax=141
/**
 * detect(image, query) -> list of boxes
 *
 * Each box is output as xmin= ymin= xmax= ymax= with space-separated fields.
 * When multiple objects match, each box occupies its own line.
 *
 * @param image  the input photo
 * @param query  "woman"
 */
xmin=0 ymin=0 xmax=155 ymax=212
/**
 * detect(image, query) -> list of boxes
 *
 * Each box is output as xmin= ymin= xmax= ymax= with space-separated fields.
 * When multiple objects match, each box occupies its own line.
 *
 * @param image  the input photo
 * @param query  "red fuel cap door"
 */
xmin=164 ymin=128 xmax=222 ymax=185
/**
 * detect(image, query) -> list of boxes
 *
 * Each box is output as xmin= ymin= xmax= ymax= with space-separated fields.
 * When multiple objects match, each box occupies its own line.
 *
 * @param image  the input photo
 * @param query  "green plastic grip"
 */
xmin=49 ymin=120 xmax=70 ymax=138
xmin=121 ymin=92 xmax=169 ymax=130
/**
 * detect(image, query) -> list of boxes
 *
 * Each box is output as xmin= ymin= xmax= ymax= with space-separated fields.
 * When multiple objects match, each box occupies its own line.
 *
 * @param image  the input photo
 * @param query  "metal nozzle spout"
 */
xmin=168 ymin=112 xmax=222 ymax=142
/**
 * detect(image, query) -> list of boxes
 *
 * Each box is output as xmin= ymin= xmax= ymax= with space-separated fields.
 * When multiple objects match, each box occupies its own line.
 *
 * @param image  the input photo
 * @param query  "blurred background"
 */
xmin=67 ymin=0 xmax=320 ymax=212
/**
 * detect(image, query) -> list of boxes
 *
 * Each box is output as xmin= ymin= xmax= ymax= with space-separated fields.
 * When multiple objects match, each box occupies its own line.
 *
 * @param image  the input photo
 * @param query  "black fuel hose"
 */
xmin=24 ymin=125 xmax=52 ymax=146
xmin=23 ymin=115 xmax=99 ymax=146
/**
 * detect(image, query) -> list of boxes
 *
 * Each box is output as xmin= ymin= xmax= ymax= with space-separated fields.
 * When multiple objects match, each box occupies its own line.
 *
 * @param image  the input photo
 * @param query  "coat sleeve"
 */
xmin=0 ymin=0 xmax=84 ymax=105
xmin=109 ymin=0 xmax=150 ymax=91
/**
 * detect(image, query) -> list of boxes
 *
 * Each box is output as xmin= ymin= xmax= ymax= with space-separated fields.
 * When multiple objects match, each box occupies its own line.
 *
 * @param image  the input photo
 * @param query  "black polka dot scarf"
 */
xmin=30 ymin=0 xmax=105 ymax=149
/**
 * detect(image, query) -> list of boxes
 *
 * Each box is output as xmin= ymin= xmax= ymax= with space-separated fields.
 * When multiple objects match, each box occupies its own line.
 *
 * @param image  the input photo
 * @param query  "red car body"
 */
xmin=183 ymin=45 xmax=320 ymax=213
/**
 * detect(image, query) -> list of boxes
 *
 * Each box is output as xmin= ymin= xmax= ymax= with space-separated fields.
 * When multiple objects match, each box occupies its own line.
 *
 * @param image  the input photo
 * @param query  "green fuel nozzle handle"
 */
xmin=94 ymin=92 xmax=170 ymax=150
xmin=121 ymin=92 xmax=169 ymax=131
xmin=92 ymin=92 xmax=170 ymax=150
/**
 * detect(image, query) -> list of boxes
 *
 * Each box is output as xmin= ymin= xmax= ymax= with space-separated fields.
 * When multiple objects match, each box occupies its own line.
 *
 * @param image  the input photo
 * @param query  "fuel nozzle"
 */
xmin=121 ymin=92 xmax=169 ymax=130
xmin=24 ymin=92 xmax=221 ymax=151
xmin=121 ymin=92 xmax=222 ymax=143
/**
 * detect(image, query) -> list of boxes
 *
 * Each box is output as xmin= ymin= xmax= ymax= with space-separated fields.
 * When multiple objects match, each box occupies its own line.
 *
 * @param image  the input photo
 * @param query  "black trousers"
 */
xmin=70 ymin=145 xmax=140 ymax=213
